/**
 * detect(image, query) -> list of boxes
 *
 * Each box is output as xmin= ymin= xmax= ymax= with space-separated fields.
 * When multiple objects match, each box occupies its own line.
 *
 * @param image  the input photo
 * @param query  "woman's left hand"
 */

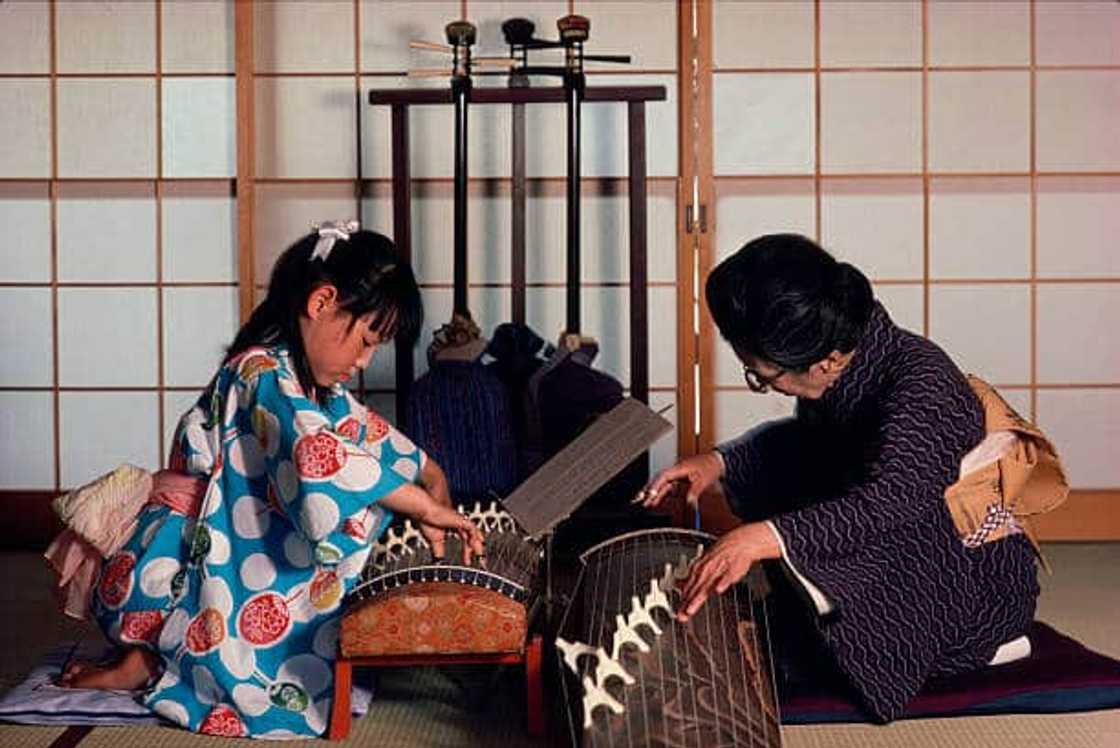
xmin=677 ymin=521 xmax=781 ymax=622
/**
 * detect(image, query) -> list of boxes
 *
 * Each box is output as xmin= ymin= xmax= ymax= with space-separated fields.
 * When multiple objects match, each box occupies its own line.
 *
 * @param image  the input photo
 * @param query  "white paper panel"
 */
xmin=0 ymin=80 xmax=51 ymax=178
xmin=255 ymin=77 xmax=357 ymax=179
xmin=57 ymin=191 xmax=157 ymax=282
xmin=929 ymin=285 xmax=1031 ymax=385
xmin=60 ymin=392 xmax=161 ymax=488
xmin=58 ymin=288 xmax=159 ymax=387
xmin=1036 ymin=177 xmax=1120 ymax=279
xmin=0 ymin=1 xmax=50 ymax=74
xmin=820 ymin=72 xmax=921 ymax=174
xmin=1037 ymin=285 xmax=1120 ymax=385
xmin=255 ymin=0 xmax=355 ymax=73
xmin=928 ymin=72 xmax=1030 ymax=173
xmin=929 ymin=177 xmax=1030 ymax=280
xmin=163 ymin=287 xmax=241 ymax=388
xmin=928 ymin=1 xmax=1030 ymax=66
xmin=162 ymin=78 xmax=236 ymax=178
xmin=56 ymin=1 xmax=156 ymax=74
xmin=1036 ymin=1 xmax=1120 ymax=66
xmin=0 ymin=288 xmax=53 ymax=387
xmin=0 ymin=392 xmax=55 ymax=489
xmin=1036 ymin=72 xmax=1120 ymax=172
xmin=819 ymin=0 xmax=921 ymax=68
xmin=0 ymin=185 xmax=52 ymax=282
xmin=821 ymin=179 xmax=924 ymax=280
xmin=162 ymin=193 xmax=238 ymax=283
xmin=714 ymin=179 xmax=815 ymax=263
xmin=162 ymin=0 xmax=234 ymax=73
xmin=57 ymin=79 xmax=157 ymax=178
xmin=713 ymin=0 xmax=814 ymax=69
xmin=1037 ymin=390 xmax=1120 ymax=489
xmin=714 ymin=73 xmax=814 ymax=176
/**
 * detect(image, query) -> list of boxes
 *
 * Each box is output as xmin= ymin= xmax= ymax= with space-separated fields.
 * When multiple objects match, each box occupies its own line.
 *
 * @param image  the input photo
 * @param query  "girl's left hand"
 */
xmin=676 ymin=521 xmax=781 ymax=622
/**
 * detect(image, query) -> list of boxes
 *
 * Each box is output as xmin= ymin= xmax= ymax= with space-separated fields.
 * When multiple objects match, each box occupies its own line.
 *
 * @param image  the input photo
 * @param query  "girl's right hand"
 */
xmin=635 ymin=451 xmax=724 ymax=509
xmin=416 ymin=500 xmax=486 ymax=565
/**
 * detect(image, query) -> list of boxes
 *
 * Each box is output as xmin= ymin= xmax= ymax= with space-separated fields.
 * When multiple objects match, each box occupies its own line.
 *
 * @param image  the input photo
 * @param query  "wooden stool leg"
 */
xmin=525 ymin=635 xmax=545 ymax=736
xmin=328 ymin=658 xmax=353 ymax=741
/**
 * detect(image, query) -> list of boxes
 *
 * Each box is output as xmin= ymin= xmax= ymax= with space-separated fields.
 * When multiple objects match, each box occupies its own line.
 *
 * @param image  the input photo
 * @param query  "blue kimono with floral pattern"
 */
xmin=91 ymin=345 xmax=425 ymax=738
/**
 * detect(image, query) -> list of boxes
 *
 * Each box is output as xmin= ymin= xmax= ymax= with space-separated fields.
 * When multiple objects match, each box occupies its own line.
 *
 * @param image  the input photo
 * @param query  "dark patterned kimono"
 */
xmin=716 ymin=302 xmax=1039 ymax=722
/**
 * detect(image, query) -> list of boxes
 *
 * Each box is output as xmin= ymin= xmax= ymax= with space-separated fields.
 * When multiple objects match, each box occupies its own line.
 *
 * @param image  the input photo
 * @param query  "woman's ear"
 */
xmin=305 ymin=284 xmax=339 ymax=320
xmin=818 ymin=349 xmax=853 ymax=376
xmin=815 ymin=350 xmax=845 ymax=375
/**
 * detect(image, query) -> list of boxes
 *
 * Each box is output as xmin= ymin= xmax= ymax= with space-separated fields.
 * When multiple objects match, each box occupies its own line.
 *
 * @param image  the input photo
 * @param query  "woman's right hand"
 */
xmin=635 ymin=451 xmax=724 ymax=509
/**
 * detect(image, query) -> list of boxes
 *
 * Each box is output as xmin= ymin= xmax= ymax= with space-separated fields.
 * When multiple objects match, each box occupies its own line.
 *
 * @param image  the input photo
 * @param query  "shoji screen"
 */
xmin=0 ymin=1 xmax=238 ymax=496
xmin=706 ymin=1 xmax=1119 ymax=532
xmin=252 ymin=0 xmax=682 ymax=472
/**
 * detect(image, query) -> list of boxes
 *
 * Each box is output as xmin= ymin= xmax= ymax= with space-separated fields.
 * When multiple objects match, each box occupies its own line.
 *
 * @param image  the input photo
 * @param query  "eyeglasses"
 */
xmin=742 ymin=364 xmax=785 ymax=393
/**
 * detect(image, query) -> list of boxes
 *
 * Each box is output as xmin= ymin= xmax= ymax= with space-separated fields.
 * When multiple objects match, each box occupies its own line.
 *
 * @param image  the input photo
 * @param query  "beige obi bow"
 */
xmin=945 ymin=376 xmax=1069 ymax=567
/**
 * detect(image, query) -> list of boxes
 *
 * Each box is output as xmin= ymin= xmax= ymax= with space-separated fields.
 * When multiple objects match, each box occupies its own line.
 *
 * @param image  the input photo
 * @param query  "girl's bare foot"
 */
xmin=58 ymin=647 xmax=161 ymax=691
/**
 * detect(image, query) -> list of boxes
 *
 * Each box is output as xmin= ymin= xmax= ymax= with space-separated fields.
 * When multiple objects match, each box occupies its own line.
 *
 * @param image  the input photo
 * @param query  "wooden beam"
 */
xmin=235 ymin=0 xmax=256 ymax=322
xmin=1032 ymin=490 xmax=1120 ymax=542
xmin=369 ymin=86 xmax=667 ymax=106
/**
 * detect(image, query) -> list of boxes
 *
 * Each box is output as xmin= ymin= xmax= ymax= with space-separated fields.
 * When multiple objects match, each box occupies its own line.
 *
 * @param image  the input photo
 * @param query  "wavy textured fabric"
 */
xmin=89 ymin=346 xmax=423 ymax=738
xmin=717 ymin=303 xmax=1039 ymax=722
xmin=407 ymin=359 xmax=519 ymax=504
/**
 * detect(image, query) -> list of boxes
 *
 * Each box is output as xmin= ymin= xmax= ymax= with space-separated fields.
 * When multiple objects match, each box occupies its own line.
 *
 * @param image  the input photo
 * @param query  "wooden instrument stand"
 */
xmin=328 ymin=634 xmax=545 ymax=740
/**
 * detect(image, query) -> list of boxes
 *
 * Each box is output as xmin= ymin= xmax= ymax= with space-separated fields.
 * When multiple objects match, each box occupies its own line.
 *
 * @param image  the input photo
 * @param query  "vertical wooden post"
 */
xmin=234 ymin=0 xmax=256 ymax=323
xmin=628 ymin=101 xmax=650 ymax=408
xmin=391 ymin=104 xmax=415 ymax=425
xmin=511 ymin=101 xmax=527 ymax=325
xmin=675 ymin=0 xmax=700 ymax=465
xmin=693 ymin=0 xmax=715 ymax=454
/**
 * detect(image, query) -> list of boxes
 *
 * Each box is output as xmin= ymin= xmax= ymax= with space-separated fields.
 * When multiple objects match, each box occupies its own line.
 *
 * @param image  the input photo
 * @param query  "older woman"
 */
xmin=640 ymin=233 xmax=1038 ymax=722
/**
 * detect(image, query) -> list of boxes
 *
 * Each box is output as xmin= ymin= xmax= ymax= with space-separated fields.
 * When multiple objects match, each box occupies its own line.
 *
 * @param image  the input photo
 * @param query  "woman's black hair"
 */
xmin=226 ymin=229 xmax=422 ymax=397
xmin=705 ymin=233 xmax=873 ymax=371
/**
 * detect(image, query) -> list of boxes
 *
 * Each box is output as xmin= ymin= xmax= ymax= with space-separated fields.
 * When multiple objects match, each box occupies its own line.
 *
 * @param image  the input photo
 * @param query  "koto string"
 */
xmin=715 ymin=575 xmax=735 ymax=746
xmin=703 ymin=551 xmax=723 ymax=745
xmin=731 ymin=583 xmax=755 ymax=747
xmin=610 ymin=538 xmax=623 ymax=748
xmin=558 ymin=558 xmax=586 ymax=748
xmin=633 ymin=534 xmax=649 ymax=748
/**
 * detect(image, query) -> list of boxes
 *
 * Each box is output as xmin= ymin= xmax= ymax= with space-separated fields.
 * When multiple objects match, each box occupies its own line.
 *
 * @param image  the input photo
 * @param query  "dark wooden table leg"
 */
xmin=525 ymin=635 xmax=545 ymax=736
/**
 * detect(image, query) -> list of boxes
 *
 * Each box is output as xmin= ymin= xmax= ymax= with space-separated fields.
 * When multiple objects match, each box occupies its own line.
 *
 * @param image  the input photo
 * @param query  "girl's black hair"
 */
xmin=705 ymin=233 xmax=873 ymax=371
xmin=226 ymin=229 xmax=422 ymax=397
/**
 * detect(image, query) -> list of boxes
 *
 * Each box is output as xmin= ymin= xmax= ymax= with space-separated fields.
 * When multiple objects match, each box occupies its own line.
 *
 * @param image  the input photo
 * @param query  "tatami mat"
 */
xmin=2 ymin=544 xmax=1118 ymax=747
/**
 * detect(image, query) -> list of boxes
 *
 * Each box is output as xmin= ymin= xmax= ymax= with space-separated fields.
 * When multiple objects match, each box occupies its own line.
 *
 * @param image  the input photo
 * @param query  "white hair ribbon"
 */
xmin=310 ymin=219 xmax=360 ymax=263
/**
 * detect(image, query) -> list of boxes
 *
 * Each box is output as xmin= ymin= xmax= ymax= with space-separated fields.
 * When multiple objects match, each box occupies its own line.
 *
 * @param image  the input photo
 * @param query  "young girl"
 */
xmin=56 ymin=224 xmax=484 ymax=738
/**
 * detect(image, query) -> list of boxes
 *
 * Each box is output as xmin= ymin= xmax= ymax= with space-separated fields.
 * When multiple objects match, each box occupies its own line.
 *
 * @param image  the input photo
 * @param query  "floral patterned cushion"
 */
xmin=340 ymin=582 xmax=527 ymax=657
